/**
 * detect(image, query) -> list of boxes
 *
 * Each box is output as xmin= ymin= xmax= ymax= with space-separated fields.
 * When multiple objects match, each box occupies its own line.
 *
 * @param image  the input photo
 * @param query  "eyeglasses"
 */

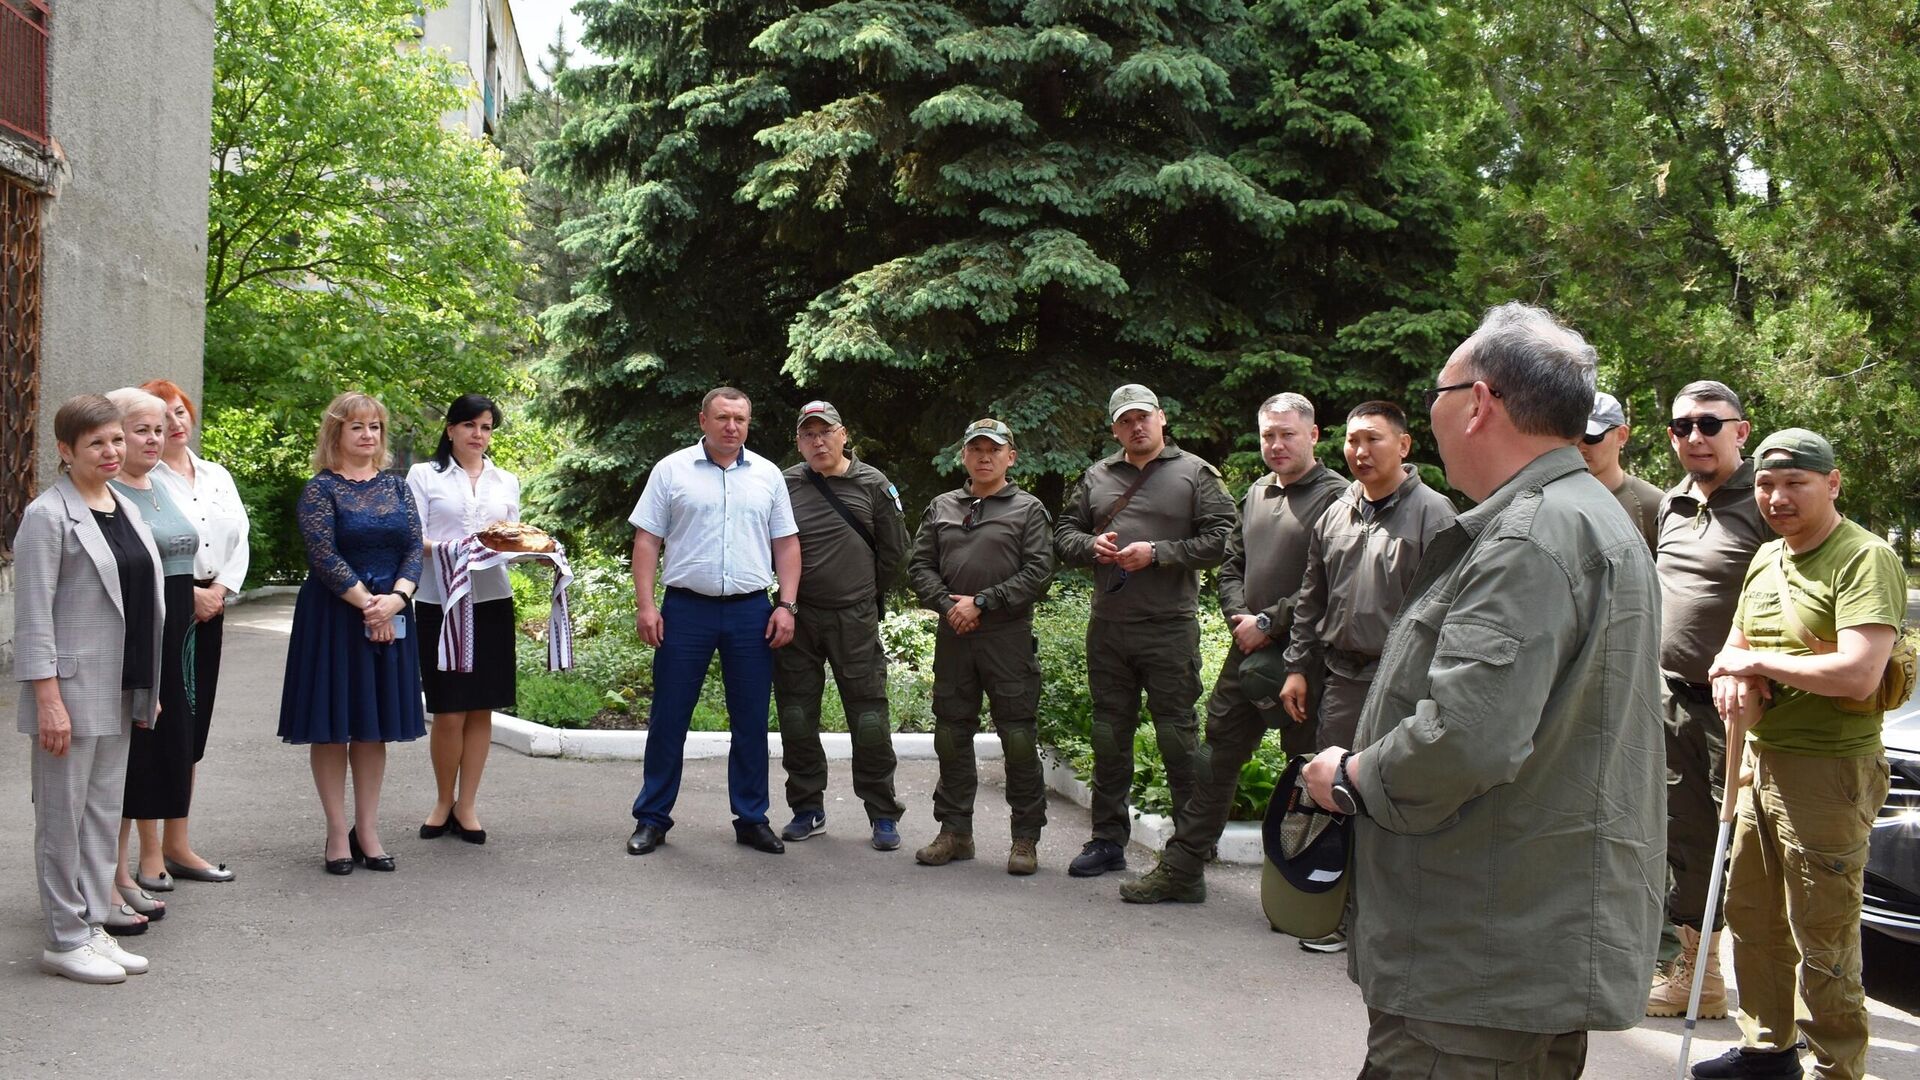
xmin=797 ymin=425 xmax=842 ymax=445
xmin=1105 ymin=567 xmax=1131 ymax=593
xmin=1581 ymin=427 xmax=1615 ymax=446
xmin=1668 ymin=415 xmax=1740 ymax=438
xmin=1422 ymin=382 xmax=1502 ymax=410
xmin=961 ymin=498 xmax=983 ymax=531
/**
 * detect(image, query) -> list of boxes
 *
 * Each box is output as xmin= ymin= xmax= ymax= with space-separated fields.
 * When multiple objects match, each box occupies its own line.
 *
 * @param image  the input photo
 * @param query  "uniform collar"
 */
xmin=1344 ymin=464 xmax=1423 ymax=512
xmin=1669 ymin=457 xmax=1754 ymax=511
xmin=964 ymin=478 xmax=1021 ymax=500
xmin=1102 ymin=443 xmax=1183 ymax=469
xmin=1453 ymin=446 xmax=1589 ymax=541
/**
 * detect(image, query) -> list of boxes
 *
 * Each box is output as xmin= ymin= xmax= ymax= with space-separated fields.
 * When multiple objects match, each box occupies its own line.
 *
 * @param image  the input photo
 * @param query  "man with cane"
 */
xmin=1686 ymin=429 xmax=1905 ymax=1080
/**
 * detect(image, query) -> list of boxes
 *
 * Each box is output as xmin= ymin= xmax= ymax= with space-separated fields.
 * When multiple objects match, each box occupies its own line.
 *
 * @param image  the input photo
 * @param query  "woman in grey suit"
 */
xmin=11 ymin=395 xmax=165 ymax=983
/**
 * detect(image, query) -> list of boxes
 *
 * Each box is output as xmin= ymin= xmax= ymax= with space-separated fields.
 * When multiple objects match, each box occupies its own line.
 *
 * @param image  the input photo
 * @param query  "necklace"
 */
xmin=121 ymin=480 xmax=162 ymax=513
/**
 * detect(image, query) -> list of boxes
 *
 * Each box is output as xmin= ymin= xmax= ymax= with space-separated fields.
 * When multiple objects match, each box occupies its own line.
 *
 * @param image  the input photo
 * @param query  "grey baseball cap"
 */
xmin=1107 ymin=384 xmax=1160 ymax=422
xmin=962 ymin=418 xmax=1013 ymax=445
xmin=796 ymin=400 xmax=843 ymax=430
xmin=1587 ymin=392 xmax=1627 ymax=436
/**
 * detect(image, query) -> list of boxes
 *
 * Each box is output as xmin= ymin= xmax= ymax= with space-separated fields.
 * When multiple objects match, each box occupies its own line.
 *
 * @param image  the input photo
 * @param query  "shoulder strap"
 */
xmin=1768 ymin=547 xmax=1830 ymax=654
xmin=805 ymin=467 xmax=877 ymax=552
xmin=1095 ymin=458 xmax=1163 ymax=534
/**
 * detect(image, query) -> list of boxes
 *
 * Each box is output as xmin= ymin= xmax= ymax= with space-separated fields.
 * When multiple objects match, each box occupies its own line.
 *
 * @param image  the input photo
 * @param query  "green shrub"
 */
xmin=515 ymin=670 xmax=605 ymax=729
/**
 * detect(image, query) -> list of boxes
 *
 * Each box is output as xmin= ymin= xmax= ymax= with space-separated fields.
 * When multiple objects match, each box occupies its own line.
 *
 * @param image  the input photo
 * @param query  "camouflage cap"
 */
xmin=796 ymin=400 xmax=843 ymax=430
xmin=963 ymin=418 xmax=1012 ymax=445
xmin=1754 ymin=427 xmax=1836 ymax=473
xmin=1107 ymin=383 xmax=1160 ymax=422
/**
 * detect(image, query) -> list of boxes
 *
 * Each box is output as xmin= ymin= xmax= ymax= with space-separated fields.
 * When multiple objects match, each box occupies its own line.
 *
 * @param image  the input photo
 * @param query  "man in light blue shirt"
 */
xmin=625 ymin=387 xmax=802 ymax=856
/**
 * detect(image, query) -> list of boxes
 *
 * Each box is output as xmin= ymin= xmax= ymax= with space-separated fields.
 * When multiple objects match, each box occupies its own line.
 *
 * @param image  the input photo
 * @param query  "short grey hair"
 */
xmin=1458 ymin=302 xmax=1597 ymax=440
xmin=1674 ymin=380 xmax=1743 ymax=415
xmin=1258 ymin=392 xmax=1316 ymax=426
xmin=107 ymin=386 xmax=168 ymax=420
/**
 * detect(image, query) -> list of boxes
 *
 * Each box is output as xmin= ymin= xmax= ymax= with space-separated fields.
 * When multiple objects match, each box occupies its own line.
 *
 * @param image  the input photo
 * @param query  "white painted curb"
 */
xmin=485 ymin=713 xmax=1262 ymax=865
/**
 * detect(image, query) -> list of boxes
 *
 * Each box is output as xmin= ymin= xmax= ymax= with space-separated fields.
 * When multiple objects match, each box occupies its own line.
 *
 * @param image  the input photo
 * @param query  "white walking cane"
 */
xmin=1674 ymin=712 xmax=1752 ymax=1080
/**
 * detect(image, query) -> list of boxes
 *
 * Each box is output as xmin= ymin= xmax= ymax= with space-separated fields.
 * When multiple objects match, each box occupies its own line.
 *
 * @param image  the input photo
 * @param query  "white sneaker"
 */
xmin=89 ymin=926 xmax=149 ymax=975
xmin=39 ymin=941 xmax=127 ymax=983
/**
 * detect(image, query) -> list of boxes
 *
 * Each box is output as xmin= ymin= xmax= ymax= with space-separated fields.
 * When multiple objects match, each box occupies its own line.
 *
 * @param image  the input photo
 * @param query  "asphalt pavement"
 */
xmin=1 ymin=597 xmax=1914 ymax=1079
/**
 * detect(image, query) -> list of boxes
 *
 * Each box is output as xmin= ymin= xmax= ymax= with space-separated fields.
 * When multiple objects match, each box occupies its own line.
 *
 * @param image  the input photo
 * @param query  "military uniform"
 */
xmin=908 ymin=480 xmax=1055 ymax=840
xmin=773 ymin=455 xmax=909 ymax=825
xmin=1655 ymin=460 xmax=1766 ymax=936
xmin=1055 ymin=444 xmax=1238 ymax=847
xmin=1284 ymin=465 xmax=1456 ymax=751
xmin=1159 ymin=461 xmax=1342 ymax=878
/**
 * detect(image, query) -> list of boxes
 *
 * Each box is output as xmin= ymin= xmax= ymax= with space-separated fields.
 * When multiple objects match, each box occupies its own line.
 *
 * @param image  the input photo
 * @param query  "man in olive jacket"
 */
xmin=1305 ymin=303 xmax=1665 ymax=1077
xmin=1055 ymin=384 xmax=1238 ymax=879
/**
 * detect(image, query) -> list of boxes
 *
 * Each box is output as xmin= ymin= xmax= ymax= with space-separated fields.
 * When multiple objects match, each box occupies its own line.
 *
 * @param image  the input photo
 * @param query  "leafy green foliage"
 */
xmin=535 ymin=0 xmax=1462 ymax=541
xmin=1442 ymin=0 xmax=1920 ymax=535
xmin=204 ymin=0 xmax=530 ymax=578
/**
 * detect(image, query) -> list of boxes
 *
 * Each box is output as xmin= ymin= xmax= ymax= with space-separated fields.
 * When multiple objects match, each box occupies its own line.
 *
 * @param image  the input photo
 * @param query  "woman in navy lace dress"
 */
xmin=277 ymin=392 xmax=426 ymax=875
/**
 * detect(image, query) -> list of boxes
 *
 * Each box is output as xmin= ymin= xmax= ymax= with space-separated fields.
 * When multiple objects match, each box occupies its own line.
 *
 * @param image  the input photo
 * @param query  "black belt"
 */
xmin=665 ymin=586 xmax=766 ymax=603
xmin=1665 ymin=677 xmax=1712 ymax=704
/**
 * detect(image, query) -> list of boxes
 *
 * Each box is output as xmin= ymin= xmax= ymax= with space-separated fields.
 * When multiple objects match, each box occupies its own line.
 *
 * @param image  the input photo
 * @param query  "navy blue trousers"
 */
xmin=631 ymin=589 xmax=773 ymax=831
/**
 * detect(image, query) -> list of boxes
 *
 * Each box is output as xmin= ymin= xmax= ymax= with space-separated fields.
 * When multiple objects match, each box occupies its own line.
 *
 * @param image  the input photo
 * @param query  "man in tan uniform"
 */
xmin=1055 ymin=384 xmax=1238 ymax=879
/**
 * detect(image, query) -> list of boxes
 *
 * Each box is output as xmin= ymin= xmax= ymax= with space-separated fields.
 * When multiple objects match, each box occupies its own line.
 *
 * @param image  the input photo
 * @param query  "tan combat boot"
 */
xmin=1007 ymin=838 xmax=1038 ymax=876
xmin=914 ymin=831 xmax=976 ymax=866
xmin=1647 ymin=925 xmax=1727 ymax=1018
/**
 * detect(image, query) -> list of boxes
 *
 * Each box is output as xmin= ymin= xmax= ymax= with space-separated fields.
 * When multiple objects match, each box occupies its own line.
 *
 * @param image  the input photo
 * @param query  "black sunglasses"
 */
xmin=1581 ymin=427 xmax=1615 ymax=445
xmin=1668 ymin=415 xmax=1741 ymax=438
xmin=1422 ymin=382 xmax=1503 ymax=410
xmin=961 ymin=498 xmax=983 ymax=531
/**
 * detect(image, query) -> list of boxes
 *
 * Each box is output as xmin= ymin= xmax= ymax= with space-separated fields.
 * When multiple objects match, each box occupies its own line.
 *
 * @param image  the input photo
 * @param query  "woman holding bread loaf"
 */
xmin=406 ymin=394 xmax=521 ymax=845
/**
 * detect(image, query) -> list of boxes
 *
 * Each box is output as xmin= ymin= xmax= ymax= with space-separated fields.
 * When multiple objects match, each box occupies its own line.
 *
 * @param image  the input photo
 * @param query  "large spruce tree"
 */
xmin=538 ymin=0 xmax=1458 ymax=537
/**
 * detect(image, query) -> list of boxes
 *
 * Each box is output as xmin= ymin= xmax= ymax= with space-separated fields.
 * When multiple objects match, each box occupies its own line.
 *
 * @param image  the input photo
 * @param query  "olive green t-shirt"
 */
xmin=1734 ymin=518 xmax=1906 ymax=756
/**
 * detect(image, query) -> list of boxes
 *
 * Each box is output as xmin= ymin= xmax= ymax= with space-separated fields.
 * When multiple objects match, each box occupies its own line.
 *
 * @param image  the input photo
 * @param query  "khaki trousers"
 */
xmin=1726 ymin=746 xmax=1889 ymax=1080
xmin=1358 ymin=1011 xmax=1587 ymax=1079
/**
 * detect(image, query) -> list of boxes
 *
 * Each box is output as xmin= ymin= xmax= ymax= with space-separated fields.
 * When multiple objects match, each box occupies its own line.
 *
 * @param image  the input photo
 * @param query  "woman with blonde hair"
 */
xmin=104 ymin=386 xmax=208 ymax=930
xmin=12 ymin=395 xmax=163 ymax=981
xmin=276 ymin=392 xmax=426 ymax=874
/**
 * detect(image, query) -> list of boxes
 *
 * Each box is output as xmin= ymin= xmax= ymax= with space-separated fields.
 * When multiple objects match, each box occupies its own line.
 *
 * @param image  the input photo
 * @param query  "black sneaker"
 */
xmin=1690 ymin=1044 xmax=1805 ymax=1079
xmin=781 ymin=810 xmax=826 ymax=842
xmin=1068 ymin=838 xmax=1127 ymax=878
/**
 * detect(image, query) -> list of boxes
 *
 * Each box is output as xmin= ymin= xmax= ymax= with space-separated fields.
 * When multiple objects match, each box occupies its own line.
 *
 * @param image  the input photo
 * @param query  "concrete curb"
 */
xmin=229 ymin=585 xmax=302 ymax=606
xmin=485 ymin=712 xmax=1263 ymax=864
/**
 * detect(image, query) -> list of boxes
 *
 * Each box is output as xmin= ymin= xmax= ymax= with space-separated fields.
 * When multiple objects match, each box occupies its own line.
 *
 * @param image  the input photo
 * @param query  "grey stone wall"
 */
xmin=2 ymin=0 xmax=215 ymax=670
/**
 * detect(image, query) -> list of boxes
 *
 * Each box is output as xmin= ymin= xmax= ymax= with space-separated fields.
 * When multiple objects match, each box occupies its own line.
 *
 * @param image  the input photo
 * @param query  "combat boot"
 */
xmin=914 ymin=831 xmax=976 ymax=866
xmin=1006 ymin=838 xmax=1038 ymax=876
xmin=1118 ymin=861 xmax=1206 ymax=904
xmin=1648 ymin=925 xmax=1727 ymax=1018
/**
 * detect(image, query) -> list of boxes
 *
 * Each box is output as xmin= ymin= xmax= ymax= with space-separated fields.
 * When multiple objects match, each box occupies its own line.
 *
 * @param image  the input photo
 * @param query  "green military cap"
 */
xmin=963 ymin=417 xmax=1013 ymax=445
xmin=1754 ymin=427 xmax=1835 ymax=473
xmin=1107 ymin=383 xmax=1160 ymax=422
xmin=1237 ymin=647 xmax=1289 ymax=712
xmin=796 ymin=400 xmax=843 ymax=430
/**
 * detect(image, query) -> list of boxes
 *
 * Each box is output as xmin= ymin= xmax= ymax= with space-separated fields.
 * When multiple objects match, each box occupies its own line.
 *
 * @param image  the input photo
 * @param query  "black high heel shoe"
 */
xmin=347 ymin=827 xmax=396 ymax=872
xmin=419 ymin=809 xmax=452 ymax=840
xmin=449 ymin=809 xmax=487 ymax=846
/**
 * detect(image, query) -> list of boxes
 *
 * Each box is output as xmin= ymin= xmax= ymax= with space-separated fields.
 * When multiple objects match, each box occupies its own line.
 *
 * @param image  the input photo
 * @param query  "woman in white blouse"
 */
xmin=406 ymin=394 xmax=520 ymax=845
xmin=144 ymin=378 xmax=248 ymax=884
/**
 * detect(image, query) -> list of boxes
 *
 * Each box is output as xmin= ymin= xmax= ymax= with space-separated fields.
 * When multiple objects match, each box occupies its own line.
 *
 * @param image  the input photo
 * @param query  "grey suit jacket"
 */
xmin=12 ymin=477 xmax=166 ymax=737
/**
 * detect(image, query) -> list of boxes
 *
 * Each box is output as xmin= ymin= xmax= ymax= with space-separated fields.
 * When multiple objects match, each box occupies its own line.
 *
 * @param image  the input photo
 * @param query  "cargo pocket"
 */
xmin=1430 ymin=619 xmax=1520 ymax=722
xmin=56 ymin=655 xmax=80 ymax=679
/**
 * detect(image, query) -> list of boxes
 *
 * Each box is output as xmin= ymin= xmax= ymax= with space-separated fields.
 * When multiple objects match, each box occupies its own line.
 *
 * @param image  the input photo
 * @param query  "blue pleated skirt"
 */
xmin=276 ymin=576 xmax=427 ymax=744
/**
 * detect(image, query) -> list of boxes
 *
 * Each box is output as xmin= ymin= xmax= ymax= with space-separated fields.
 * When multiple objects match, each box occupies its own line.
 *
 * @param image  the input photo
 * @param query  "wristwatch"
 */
xmin=1329 ymin=752 xmax=1367 ymax=818
xmin=1254 ymin=612 xmax=1273 ymax=635
xmin=974 ymin=593 xmax=992 ymax=612
xmin=777 ymin=600 xmax=799 ymax=615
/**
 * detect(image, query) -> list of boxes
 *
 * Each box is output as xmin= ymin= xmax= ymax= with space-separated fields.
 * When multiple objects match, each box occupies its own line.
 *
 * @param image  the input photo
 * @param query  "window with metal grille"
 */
xmin=2 ymin=174 xmax=41 ymax=557
xmin=0 ymin=0 xmax=50 ymax=150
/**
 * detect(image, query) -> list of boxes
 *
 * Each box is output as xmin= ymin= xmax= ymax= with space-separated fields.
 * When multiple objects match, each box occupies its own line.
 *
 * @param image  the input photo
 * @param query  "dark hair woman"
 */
xmin=13 ymin=395 xmax=164 ymax=981
xmin=406 ymin=394 xmax=518 ymax=845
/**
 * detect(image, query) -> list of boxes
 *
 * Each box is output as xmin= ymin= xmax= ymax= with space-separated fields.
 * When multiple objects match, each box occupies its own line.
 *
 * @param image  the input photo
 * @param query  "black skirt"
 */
xmin=124 ymin=574 xmax=197 ymax=820
xmin=414 ymin=599 xmax=518 ymax=713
